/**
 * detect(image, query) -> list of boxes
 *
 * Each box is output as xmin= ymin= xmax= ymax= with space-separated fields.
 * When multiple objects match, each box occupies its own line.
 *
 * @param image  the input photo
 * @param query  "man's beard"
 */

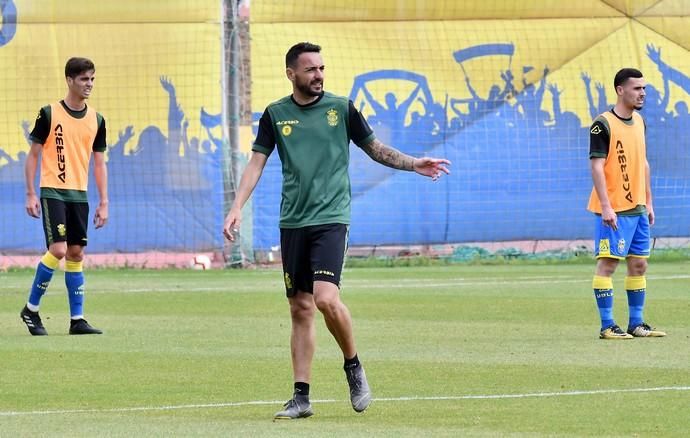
xmin=296 ymin=79 xmax=322 ymax=97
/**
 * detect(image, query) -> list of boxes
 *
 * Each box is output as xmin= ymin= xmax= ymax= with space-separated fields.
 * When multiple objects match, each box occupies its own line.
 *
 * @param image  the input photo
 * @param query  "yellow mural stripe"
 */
xmin=251 ymin=17 xmax=629 ymax=126
xmin=14 ymin=0 xmax=219 ymax=23
xmin=251 ymin=0 xmax=624 ymax=23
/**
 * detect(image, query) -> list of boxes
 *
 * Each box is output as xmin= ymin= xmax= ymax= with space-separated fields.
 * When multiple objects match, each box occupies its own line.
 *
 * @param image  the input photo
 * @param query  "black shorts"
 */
xmin=280 ymin=223 xmax=349 ymax=296
xmin=41 ymin=198 xmax=89 ymax=248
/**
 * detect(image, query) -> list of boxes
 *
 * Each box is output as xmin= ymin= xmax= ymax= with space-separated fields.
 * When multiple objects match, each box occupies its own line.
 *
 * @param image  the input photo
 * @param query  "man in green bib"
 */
xmin=223 ymin=42 xmax=450 ymax=420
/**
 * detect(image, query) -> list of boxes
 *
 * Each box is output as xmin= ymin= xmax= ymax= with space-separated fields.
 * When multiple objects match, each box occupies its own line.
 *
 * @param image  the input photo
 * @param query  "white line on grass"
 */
xmin=0 ymin=274 xmax=688 ymax=295
xmin=2 ymin=386 xmax=689 ymax=417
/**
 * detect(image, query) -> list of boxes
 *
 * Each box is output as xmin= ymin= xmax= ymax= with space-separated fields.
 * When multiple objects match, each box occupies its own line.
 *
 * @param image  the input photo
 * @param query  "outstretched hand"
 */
xmin=646 ymin=44 xmax=662 ymax=66
xmin=413 ymin=157 xmax=451 ymax=181
xmin=160 ymin=76 xmax=175 ymax=94
xmin=548 ymin=83 xmax=562 ymax=97
xmin=119 ymin=125 xmax=134 ymax=143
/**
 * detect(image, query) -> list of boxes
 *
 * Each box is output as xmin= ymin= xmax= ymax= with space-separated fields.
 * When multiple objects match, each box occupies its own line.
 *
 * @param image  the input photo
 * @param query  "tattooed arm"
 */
xmin=360 ymin=138 xmax=451 ymax=180
xmin=360 ymin=138 xmax=415 ymax=170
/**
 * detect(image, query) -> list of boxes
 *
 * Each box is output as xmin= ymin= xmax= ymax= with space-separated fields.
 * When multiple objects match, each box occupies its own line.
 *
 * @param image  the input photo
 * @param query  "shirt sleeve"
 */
xmin=589 ymin=117 xmax=609 ymax=159
xmin=93 ymin=114 xmax=107 ymax=152
xmin=251 ymin=109 xmax=276 ymax=156
xmin=29 ymin=106 xmax=51 ymax=144
xmin=348 ymin=100 xmax=375 ymax=147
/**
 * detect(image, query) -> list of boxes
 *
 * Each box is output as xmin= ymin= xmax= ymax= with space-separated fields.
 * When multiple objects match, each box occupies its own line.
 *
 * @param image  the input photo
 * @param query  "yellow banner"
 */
xmin=251 ymin=14 xmax=690 ymax=129
xmin=0 ymin=0 xmax=221 ymax=161
xmin=251 ymin=0 xmax=625 ymax=22
xmin=16 ymin=0 xmax=219 ymax=23
xmin=251 ymin=0 xmax=690 ymax=22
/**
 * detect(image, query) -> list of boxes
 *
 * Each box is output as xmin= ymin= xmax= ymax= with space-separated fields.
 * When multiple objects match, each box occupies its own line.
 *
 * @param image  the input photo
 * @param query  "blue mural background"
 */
xmin=2 ymin=5 xmax=689 ymax=254
xmin=0 ymin=77 xmax=225 ymax=252
xmin=251 ymin=43 xmax=690 ymax=250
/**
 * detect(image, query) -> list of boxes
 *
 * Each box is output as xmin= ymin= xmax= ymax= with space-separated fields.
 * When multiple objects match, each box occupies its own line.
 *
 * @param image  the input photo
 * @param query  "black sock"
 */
xmin=344 ymin=353 xmax=360 ymax=369
xmin=294 ymin=382 xmax=310 ymax=397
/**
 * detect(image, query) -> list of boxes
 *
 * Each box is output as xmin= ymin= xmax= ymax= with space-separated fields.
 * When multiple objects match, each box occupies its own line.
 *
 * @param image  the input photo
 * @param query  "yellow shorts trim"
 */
xmin=596 ymin=254 xmax=625 ymax=260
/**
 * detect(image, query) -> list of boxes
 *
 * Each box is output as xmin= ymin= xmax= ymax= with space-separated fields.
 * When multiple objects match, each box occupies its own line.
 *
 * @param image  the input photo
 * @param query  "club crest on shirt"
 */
xmin=282 ymin=125 xmax=292 ymax=136
xmin=326 ymin=108 xmax=339 ymax=127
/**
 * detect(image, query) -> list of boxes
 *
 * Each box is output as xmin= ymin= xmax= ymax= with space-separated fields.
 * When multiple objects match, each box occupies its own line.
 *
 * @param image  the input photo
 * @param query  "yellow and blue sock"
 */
xmin=27 ymin=252 xmax=60 ymax=311
xmin=625 ymin=276 xmax=646 ymax=328
xmin=65 ymin=260 xmax=85 ymax=320
xmin=593 ymin=275 xmax=614 ymax=330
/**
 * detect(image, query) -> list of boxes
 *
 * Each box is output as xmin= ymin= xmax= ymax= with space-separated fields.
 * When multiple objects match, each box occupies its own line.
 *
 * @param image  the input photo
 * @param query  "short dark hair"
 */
xmin=613 ymin=68 xmax=643 ymax=89
xmin=65 ymin=57 xmax=95 ymax=78
xmin=285 ymin=42 xmax=321 ymax=68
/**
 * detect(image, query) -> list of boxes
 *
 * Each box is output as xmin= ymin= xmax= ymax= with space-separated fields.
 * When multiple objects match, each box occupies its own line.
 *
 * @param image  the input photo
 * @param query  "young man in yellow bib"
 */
xmin=21 ymin=57 xmax=108 ymax=336
xmin=588 ymin=68 xmax=665 ymax=340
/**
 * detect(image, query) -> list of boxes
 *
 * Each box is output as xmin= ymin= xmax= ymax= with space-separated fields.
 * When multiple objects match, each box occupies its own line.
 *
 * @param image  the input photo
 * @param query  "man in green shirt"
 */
xmin=223 ymin=42 xmax=450 ymax=420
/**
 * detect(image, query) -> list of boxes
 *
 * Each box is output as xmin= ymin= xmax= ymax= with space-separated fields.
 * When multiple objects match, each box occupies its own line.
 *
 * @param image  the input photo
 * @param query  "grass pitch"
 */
xmin=1 ymin=262 xmax=689 ymax=436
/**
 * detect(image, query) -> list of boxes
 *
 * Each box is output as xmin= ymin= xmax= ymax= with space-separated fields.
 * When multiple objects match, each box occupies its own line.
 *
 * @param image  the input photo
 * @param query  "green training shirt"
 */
xmin=253 ymin=91 xmax=375 ymax=228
